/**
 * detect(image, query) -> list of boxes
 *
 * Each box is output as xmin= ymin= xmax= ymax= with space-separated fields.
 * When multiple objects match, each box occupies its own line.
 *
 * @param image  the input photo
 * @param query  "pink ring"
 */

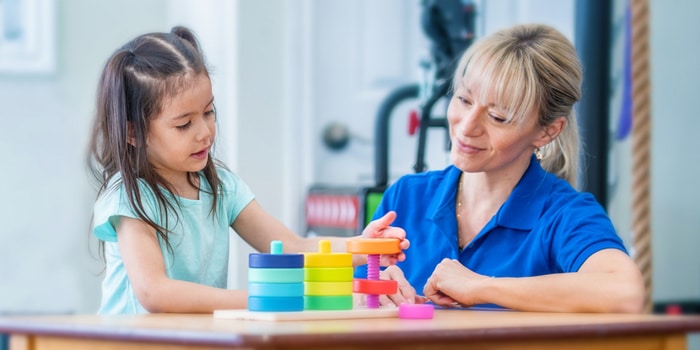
xmin=398 ymin=303 xmax=434 ymax=319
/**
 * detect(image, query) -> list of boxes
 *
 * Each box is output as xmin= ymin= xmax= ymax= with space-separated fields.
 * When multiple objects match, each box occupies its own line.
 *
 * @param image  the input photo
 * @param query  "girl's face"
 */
xmin=447 ymin=81 xmax=548 ymax=178
xmin=146 ymin=73 xmax=216 ymax=185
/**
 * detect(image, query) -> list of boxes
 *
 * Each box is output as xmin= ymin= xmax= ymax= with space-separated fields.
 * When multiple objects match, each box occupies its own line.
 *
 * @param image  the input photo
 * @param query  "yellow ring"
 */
xmin=304 ymin=252 xmax=352 ymax=267
xmin=305 ymin=281 xmax=353 ymax=296
xmin=305 ymin=267 xmax=354 ymax=282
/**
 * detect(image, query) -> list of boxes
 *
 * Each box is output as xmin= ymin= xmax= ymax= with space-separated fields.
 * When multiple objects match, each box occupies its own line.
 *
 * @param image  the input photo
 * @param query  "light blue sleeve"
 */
xmin=217 ymin=167 xmax=255 ymax=225
xmin=92 ymin=176 xmax=158 ymax=243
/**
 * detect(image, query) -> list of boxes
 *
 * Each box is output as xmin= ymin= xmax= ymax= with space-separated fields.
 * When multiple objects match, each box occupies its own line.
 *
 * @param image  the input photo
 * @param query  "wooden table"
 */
xmin=1 ymin=309 xmax=700 ymax=350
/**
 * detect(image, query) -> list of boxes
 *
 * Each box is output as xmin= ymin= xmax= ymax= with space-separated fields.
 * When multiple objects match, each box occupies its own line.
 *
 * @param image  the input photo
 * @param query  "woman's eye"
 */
xmin=489 ymin=113 xmax=507 ymax=123
xmin=204 ymin=109 xmax=215 ymax=117
xmin=177 ymin=121 xmax=192 ymax=130
xmin=457 ymin=96 xmax=472 ymax=105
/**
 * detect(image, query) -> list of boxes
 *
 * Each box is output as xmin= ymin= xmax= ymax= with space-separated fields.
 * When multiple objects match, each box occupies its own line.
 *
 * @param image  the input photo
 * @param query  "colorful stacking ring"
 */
xmin=305 ymin=281 xmax=353 ymax=296
xmin=304 ymin=252 xmax=353 ymax=268
xmin=248 ymin=282 xmax=304 ymax=297
xmin=248 ymin=253 xmax=304 ymax=268
xmin=345 ymin=238 xmax=401 ymax=255
xmin=352 ymin=279 xmax=398 ymax=295
xmin=304 ymin=295 xmax=354 ymax=310
xmin=248 ymin=268 xmax=304 ymax=283
xmin=398 ymin=303 xmax=435 ymax=319
xmin=248 ymin=296 xmax=304 ymax=312
xmin=304 ymin=267 xmax=354 ymax=282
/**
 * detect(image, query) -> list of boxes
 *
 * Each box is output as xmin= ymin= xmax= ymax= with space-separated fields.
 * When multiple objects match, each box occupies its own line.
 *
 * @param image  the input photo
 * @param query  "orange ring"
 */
xmin=345 ymin=238 xmax=401 ymax=255
xmin=352 ymin=278 xmax=397 ymax=295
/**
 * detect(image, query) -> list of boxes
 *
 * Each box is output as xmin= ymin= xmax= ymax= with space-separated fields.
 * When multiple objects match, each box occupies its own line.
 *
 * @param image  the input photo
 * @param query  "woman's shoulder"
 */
xmin=541 ymin=175 xmax=611 ymax=225
xmin=385 ymin=165 xmax=459 ymax=199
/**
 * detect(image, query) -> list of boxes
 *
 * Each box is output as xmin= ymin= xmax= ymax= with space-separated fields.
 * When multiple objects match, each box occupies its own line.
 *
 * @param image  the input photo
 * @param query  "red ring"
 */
xmin=352 ymin=278 xmax=397 ymax=295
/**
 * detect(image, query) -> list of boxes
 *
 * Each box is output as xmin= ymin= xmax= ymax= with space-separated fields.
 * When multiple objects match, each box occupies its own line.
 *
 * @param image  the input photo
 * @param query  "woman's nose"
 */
xmin=456 ymin=106 xmax=484 ymax=136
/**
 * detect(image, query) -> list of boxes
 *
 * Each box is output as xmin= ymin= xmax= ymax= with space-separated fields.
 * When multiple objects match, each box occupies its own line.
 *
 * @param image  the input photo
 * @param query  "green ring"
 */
xmin=304 ymin=295 xmax=354 ymax=310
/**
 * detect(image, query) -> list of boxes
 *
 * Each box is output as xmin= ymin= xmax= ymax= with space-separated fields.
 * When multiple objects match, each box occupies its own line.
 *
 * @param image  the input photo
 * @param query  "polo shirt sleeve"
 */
xmin=549 ymin=193 xmax=628 ymax=272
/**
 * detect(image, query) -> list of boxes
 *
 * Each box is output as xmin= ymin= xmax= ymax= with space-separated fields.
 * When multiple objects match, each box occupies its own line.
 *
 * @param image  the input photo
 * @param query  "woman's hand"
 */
xmin=361 ymin=211 xmax=410 ymax=265
xmin=423 ymin=258 xmax=489 ymax=308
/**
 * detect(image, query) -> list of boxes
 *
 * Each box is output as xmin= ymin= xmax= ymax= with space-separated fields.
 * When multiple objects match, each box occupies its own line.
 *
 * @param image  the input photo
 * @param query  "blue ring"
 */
xmin=248 ymin=282 xmax=304 ymax=297
xmin=249 ymin=253 xmax=304 ymax=268
xmin=248 ymin=296 xmax=304 ymax=312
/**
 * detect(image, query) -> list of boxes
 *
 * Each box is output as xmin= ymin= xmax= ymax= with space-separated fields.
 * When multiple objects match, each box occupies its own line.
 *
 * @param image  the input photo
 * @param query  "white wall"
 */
xmin=0 ymin=0 xmax=168 ymax=313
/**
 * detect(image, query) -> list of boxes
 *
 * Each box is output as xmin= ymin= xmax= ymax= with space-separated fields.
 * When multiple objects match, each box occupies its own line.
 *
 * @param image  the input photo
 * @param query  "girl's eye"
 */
xmin=177 ymin=121 xmax=192 ymax=130
xmin=204 ymin=109 xmax=215 ymax=118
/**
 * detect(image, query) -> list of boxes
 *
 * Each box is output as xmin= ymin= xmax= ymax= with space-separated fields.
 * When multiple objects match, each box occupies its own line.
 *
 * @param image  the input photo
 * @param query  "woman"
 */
xmin=357 ymin=24 xmax=644 ymax=313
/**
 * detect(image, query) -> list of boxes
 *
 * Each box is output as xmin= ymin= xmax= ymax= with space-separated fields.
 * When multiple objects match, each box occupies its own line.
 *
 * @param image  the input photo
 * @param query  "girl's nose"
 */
xmin=197 ymin=118 xmax=214 ymax=141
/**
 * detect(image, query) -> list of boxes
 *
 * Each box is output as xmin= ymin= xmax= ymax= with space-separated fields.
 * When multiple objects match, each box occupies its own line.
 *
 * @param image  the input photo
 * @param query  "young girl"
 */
xmin=87 ymin=26 xmax=407 ymax=314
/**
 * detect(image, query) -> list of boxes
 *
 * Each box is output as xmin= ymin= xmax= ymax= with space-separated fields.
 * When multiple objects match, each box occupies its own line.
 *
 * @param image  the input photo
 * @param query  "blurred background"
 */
xmin=0 ymin=0 xmax=698 ymax=330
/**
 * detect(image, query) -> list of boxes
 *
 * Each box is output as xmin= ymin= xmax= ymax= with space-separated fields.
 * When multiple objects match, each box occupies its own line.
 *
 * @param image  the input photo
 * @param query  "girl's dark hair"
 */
xmin=87 ymin=26 xmax=222 ymax=257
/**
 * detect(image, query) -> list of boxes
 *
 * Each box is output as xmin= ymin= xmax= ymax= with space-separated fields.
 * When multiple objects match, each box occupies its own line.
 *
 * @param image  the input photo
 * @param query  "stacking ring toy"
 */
xmin=345 ymin=238 xmax=401 ymax=308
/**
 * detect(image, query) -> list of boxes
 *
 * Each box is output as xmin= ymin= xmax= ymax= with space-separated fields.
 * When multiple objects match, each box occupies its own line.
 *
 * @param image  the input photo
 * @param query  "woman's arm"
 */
xmin=116 ymin=216 xmax=248 ymax=313
xmin=423 ymin=249 xmax=645 ymax=313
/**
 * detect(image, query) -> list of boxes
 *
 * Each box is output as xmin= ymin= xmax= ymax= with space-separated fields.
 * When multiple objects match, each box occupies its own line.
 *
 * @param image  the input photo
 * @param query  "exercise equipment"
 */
xmin=306 ymin=0 xmax=477 ymax=237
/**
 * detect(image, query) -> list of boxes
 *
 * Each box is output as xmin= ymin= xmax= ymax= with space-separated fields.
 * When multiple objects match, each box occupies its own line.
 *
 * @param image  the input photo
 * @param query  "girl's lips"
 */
xmin=191 ymin=148 xmax=209 ymax=159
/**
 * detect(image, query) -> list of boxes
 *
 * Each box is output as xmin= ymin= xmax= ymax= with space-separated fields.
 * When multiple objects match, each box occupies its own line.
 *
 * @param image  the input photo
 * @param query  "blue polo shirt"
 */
xmin=355 ymin=156 xmax=627 ymax=304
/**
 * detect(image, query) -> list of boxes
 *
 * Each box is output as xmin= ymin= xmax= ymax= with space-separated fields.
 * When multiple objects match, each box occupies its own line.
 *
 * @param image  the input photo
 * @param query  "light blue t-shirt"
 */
xmin=92 ymin=167 xmax=254 ymax=314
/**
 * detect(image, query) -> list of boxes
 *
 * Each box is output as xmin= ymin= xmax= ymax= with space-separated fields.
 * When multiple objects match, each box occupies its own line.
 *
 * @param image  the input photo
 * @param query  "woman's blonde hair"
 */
xmin=453 ymin=24 xmax=583 ymax=187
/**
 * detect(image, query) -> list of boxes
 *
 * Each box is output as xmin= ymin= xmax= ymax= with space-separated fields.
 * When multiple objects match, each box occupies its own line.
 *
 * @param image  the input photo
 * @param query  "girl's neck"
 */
xmin=160 ymin=171 xmax=200 ymax=200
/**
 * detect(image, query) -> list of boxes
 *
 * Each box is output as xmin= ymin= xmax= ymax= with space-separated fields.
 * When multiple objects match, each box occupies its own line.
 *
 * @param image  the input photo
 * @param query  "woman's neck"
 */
xmin=458 ymin=157 xmax=531 ymax=211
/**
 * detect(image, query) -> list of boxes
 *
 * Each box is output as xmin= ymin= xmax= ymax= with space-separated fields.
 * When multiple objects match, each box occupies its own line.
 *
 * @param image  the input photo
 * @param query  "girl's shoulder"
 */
xmin=213 ymin=165 xmax=246 ymax=192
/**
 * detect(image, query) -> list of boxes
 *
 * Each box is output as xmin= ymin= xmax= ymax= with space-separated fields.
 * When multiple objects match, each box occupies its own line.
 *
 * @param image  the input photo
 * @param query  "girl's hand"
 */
xmin=378 ymin=265 xmax=427 ymax=306
xmin=361 ymin=211 xmax=410 ymax=265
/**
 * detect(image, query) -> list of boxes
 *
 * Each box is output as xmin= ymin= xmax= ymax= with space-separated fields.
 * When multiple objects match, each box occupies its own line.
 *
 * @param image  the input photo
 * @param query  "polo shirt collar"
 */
xmin=496 ymin=155 xmax=552 ymax=230
xmin=427 ymin=155 xmax=552 ymax=231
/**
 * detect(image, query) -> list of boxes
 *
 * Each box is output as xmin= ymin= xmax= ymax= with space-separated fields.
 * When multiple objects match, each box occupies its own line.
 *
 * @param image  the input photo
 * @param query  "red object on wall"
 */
xmin=305 ymin=194 xmax=359 ymax=229
xmin=408 ymin=110 xmax=420 ymax=136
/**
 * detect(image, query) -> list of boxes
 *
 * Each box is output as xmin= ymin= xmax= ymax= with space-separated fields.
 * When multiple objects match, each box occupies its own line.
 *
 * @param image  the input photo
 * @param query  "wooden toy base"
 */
xmin=213 ymin=307 xmax=398 ymax=321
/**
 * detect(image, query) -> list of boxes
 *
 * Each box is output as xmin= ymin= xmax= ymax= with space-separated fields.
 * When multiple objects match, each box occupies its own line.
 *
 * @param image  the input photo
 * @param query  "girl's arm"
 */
xmin=116 ymin=216 xmax=248 ymax=313
xmin=423 ymin=249 xmax=645 ymax=313
xmin=232 ymin=200 xmax=408 ymax=266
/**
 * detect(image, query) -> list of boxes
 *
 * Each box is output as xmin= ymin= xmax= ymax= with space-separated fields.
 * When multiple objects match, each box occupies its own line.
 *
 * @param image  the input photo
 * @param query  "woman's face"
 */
xmin=447 ymin=80 xmax=547 ymax=178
